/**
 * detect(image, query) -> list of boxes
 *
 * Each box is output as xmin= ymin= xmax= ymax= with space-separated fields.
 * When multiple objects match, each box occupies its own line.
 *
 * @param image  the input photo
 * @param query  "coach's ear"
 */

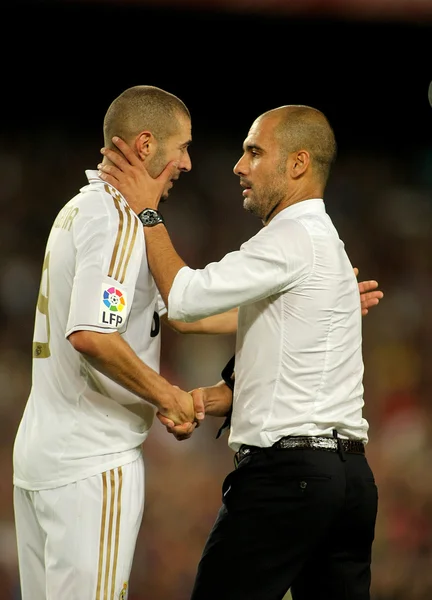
xmin=289 ymin=150 xmax=310 ymax=179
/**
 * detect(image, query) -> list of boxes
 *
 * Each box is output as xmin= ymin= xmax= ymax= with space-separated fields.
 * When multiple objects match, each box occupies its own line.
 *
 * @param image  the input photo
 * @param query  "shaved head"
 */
xmin=257 ymin=105 xmax=337 ymax=185
xmin=103 ymin=85 xmax=191 ymax=148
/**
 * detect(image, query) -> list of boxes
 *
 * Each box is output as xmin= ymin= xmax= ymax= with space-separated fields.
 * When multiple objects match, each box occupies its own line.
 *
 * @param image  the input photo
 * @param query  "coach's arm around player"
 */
xmin=162 ymin=306 xmax=238 ymax=335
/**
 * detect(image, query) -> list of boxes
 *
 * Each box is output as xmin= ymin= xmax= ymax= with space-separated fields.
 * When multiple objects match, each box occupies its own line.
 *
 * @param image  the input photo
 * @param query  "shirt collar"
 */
xmin=85 ymin=169 xmax=103 ymax=184
xmin=271 ymin=198 xmax=325 ymax=224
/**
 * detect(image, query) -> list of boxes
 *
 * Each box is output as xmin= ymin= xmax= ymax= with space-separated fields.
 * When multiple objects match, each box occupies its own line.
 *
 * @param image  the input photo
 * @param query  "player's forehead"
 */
xmin=177 ymin=112 xmax=192 ymax=135
xmin=172 ymin=113 xmax=192 ymax=145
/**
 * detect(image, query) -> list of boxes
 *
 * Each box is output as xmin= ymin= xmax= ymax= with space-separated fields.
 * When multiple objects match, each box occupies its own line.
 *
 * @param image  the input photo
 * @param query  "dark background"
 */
xmin=4 ymin=1 xmax=432 ymax=145
xmin=1 ymin=1 xmax=432 ymax=599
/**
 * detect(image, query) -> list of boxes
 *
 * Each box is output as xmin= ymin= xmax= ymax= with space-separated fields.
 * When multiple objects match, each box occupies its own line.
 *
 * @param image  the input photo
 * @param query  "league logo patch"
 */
xmin=99 ymin=284 xmax=127 ymax=328
xmin=103 ymin=286 xmax=126 ymax=312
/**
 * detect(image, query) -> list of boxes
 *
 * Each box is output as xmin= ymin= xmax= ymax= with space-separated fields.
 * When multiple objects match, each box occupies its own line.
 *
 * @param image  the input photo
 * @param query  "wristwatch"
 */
xmin=137 ymin=208 xmax=165 ymax=227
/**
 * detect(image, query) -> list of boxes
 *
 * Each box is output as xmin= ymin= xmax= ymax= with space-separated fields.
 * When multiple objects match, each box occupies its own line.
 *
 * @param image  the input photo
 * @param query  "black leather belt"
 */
xmin=234 ymin=435 xmax=365 ymax=468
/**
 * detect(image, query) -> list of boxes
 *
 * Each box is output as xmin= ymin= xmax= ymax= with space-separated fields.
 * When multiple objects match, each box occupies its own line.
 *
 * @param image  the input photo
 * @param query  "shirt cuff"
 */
xmin=167 ymin=265 xmax=196 ymax=321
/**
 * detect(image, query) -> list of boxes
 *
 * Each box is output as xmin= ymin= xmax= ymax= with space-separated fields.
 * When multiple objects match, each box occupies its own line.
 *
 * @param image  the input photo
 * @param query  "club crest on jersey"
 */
xmin=99 ymin=284 xmax=127 ymax=328
xmin=119 ymin=582 xmax=128 ymax=599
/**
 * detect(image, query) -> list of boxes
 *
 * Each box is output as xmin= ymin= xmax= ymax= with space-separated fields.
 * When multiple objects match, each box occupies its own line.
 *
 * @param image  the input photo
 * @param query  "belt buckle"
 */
xmin=276 ymin=436 xmax=339 ymax=452
xmin=234 ymin=446 xmax=251 ymax=468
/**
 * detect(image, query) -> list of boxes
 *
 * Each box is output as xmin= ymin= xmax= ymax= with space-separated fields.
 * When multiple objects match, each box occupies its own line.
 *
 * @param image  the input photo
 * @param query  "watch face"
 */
xmin=139 ymin=209 xmax=164 ymax=227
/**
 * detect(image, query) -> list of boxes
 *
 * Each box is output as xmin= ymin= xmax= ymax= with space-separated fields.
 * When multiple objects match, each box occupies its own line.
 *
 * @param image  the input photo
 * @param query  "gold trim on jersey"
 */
xmin=120 ymin=216 xmax=139 ymax=284
xmin=107 ymin=194 xmax=124 ymax=280
xmin=96 ymin=467 xmax=123 ymax=600
xmin=33 ymin=251 xmax=51 ymax=358
xmin=114 ymin=206 xmax=132 ymax=282
xmin=105 ymin=184 xmax=139 ymax=284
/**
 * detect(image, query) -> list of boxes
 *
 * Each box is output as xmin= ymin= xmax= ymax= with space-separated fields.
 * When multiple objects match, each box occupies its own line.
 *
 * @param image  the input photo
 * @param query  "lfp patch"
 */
xmin=99 ymin=284 xmax=127 ymax=328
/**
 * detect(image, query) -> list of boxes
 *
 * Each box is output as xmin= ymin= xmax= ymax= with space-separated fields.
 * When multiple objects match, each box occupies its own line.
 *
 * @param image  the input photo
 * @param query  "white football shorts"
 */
xmin=14 ymin=453 xmax=144 ymax=600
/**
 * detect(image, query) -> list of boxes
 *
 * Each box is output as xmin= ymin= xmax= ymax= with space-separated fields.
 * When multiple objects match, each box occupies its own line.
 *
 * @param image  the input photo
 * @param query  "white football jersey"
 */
xmin=13 ymin=171 xmax=166 ymax=491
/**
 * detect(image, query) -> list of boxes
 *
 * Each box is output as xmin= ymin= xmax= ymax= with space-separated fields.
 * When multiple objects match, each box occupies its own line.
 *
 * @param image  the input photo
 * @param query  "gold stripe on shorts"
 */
xmin=96 ymin=472 xmax=108 ymax=600
xmin=110 ymin=467 xmax=123 ymax=599
xmin=96 ymin=468 xmax=123 ymax=600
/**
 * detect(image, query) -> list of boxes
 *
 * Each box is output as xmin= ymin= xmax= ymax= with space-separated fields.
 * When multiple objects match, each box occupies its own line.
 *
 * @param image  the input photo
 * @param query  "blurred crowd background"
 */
xmin=2 ymin=0 xmax=432 ymax=598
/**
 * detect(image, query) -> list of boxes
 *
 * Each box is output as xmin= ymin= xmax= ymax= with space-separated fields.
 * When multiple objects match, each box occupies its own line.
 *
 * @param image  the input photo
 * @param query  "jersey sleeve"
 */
xmin=65 ymin=198 xmax=143 ymax=336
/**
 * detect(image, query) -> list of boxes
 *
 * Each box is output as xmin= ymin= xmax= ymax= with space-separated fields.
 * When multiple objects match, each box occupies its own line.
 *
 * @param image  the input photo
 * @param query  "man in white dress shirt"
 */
xmin=98 ymin=104 xmax=379 ymax=600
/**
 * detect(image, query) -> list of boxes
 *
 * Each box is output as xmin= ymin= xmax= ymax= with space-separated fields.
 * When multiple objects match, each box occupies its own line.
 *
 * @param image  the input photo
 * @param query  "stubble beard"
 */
xmin=243 ymin=190 xmax=260 ymax=218
xmin=243 ymin=189 xmax=267 ymax=220
xmin=147 ymin=148 xmax=170 ymax=202
xmin=243 ymin=185 xmax=285 ymax=223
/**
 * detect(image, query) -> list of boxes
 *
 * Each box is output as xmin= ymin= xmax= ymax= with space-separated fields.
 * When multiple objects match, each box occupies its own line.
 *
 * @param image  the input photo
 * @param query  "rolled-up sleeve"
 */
xmin=167 ymin=218 xmax=313 ymax=322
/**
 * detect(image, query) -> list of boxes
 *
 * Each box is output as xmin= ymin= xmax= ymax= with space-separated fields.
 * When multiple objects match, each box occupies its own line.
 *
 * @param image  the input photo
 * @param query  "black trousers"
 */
xmin=190 ymin=445 xmax=378 ymax=600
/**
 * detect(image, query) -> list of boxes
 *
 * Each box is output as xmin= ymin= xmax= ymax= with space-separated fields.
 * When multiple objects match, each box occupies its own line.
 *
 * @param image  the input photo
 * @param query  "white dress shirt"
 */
xmin=168 ymin=199 xmax=369 ymax=451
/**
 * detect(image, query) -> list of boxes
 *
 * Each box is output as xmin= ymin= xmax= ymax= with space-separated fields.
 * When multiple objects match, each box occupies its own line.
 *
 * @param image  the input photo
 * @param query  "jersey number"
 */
xmin=150 ymin=311 xmax=160 ymax=338
xmin=33 ymin=252 xmax=51 ymax=358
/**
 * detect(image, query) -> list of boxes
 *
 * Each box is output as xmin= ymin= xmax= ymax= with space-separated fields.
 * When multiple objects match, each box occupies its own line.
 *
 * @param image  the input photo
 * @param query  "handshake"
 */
xmin=156 ymin=380 xmax=233 ymax=441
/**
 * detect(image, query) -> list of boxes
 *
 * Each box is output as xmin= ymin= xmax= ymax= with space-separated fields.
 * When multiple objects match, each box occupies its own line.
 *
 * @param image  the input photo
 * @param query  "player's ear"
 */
xmin=135 ymin=131 xmax=154 ymax=161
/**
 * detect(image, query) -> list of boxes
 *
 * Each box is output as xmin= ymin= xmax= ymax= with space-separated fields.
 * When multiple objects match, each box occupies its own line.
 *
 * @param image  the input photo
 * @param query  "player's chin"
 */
xmin=160 ymin=186 xmax=172 ymax=203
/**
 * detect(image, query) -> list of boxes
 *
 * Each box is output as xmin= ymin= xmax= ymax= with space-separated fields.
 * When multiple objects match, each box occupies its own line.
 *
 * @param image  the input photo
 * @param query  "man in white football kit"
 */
xmin=12 ymin=86 xmax=236 ymax=600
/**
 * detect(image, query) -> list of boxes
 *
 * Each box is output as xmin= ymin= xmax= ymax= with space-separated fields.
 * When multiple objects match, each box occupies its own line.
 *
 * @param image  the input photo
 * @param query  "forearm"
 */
xmin=69 ymin=330 xmax=174 ymax=411
xmin=201 ymin=381 xmax=233 ymax=417
xmin=164 ymin=308 xmax=238 ymax=335
xmin=144 ymin=224 xmax=185 ymax=307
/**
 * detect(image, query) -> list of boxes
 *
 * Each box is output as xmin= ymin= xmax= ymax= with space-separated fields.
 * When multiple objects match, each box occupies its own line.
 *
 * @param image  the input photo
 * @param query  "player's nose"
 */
xmin=179 ymin=151 xmax=192 ymax=173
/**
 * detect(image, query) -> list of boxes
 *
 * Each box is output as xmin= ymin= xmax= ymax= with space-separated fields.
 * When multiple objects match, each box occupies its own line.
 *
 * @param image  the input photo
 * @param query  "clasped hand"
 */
xmin=157 ymin=387 xmax=206 ymax=442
